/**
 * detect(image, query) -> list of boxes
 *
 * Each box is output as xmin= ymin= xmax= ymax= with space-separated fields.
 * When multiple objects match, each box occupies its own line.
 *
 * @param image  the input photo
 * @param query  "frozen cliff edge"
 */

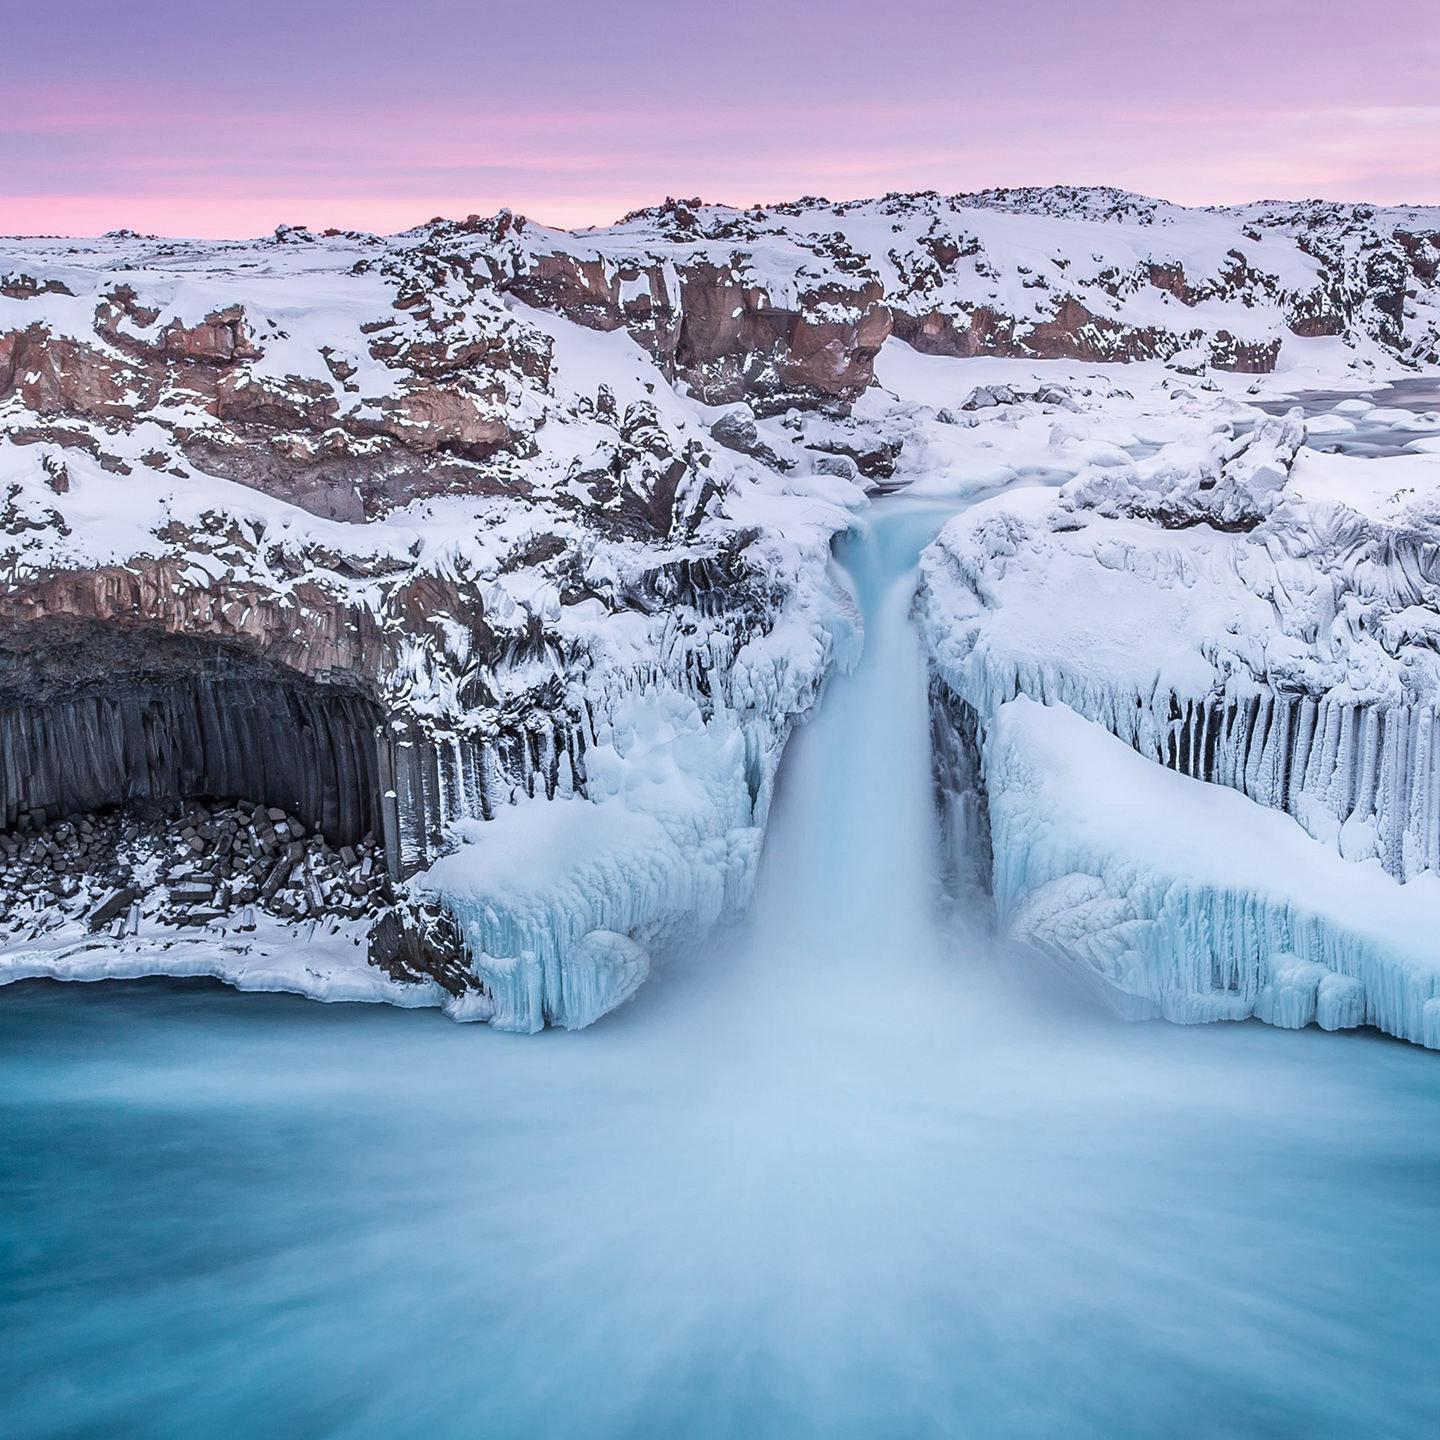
xmin=913 ymin=376 xmax=1440 ymax=1046
xmin=916 ymin=405 xmax=1440 ymax=882
xmin=417 ymin=581 xmax=860 ymax=1031
xmin=420 ymin=695 xmax=773 ymax=1030
xmin=986 ymin=698 xmax=1440 ymax=1048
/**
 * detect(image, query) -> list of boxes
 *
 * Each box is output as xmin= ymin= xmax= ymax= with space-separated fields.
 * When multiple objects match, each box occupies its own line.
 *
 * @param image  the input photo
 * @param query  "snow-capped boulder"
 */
xmin=1057 ymin=406 xmax=1305 ymax=529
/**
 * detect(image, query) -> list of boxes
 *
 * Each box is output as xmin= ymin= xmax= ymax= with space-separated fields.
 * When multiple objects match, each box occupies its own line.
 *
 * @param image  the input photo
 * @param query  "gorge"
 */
xmin=5 ymin=185 xmax=1440 ymax=1436
xmin=2 ymin=189 xmax=1440 ymax=1040
xmin=5 ymin=495 xmax=1440 ymax=1439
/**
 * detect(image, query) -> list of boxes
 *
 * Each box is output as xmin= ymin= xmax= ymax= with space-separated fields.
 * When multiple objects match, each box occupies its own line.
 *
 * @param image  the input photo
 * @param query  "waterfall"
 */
xmin=15 ymin=499 xmax=1440 ymax=1440
xmin=737 ymin=499 xmax=963 ymax=998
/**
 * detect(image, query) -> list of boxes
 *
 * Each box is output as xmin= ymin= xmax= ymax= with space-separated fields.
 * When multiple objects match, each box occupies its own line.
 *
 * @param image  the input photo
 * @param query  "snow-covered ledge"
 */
xmin=917 ymin=410 xmax=1440 ymax=882
xmin=986 ymin=698 xmax=1440 ymax=1049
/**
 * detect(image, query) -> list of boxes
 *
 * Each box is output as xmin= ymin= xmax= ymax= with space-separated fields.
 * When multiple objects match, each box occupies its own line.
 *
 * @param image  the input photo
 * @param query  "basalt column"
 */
xmin=0 ymin=623 xmax=387 ymax=856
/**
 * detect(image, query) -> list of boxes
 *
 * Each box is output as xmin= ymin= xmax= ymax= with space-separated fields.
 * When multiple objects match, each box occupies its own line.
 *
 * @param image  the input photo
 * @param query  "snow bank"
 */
xmin=985 ymin=697 xmax=1440 ymax=1048
xmin=0 ymin=913 xmax=447 ymax=1010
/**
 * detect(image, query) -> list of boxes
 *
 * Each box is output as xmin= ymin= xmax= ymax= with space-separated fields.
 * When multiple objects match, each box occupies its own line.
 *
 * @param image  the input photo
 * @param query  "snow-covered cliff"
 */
xmin=913 ymin=361 xmax=1440 ymax=1045
xmin=0 ymin=213 xmax=869 ymax=1024
xmin=918 ymin=397 xmax=1440 ymax=879
xmin=3 ymin=185 xmax=1439 ymax=1029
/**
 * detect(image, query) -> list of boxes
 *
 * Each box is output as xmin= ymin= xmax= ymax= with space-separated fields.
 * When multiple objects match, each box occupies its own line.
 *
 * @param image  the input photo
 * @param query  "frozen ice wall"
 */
xmin=985 ymin=697 xmax=1440 ymax=1048
xmin=415 ymin=564 xmax=863 ymax=1030
xmin=420 ymin=692 xmax=768 ymax=1031
xmin=908 ymin=373 xmax=1440 ymax=1047
xmin=915 ymin=416 xmax=1440 ymax=883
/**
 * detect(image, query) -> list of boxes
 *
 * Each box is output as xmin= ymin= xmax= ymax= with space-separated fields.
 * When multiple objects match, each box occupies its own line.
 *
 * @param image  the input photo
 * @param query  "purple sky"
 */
xmin=4 ymin=0 xmax=1438 ymax=236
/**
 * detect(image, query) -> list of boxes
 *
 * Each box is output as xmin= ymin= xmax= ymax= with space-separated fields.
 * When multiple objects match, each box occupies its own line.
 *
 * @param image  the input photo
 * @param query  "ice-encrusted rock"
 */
xmin=1057 ymin=407 xmax=1305 ymax=529
xmin=985 ymin=698 xmax=1440 ymax=1049
xmin=415 ymin=690 xmax=831 ymax=1031
xmin=917 ymin=404 xmax=1440 ymax=881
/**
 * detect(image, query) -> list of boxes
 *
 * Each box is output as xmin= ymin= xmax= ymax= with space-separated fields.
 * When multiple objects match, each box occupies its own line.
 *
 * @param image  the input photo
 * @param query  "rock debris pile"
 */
xmin=0 ymin=800 xmax=392 ymax=945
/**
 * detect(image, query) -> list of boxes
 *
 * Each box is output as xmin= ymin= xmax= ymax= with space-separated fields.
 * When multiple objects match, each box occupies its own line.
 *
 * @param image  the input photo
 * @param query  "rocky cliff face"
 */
xmin=0 ymin=205 xmax=865 ymax=1004
xmin=497 ymin=189 xmax=1440 ymax=377
xmin=5 ymin=192 xmax=1436 ymax=532
xmin=1 ymin=185 xmax=1437 ymax=1018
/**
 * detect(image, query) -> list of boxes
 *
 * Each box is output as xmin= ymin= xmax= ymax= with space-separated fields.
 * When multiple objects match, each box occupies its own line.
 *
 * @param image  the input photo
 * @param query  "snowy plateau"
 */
xmin=3 ymin=186 xmax=1440 ymax=1045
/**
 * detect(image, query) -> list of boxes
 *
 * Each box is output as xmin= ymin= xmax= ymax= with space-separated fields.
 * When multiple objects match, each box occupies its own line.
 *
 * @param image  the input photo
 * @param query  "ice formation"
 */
xmin=917 ymin=402 xmax=1440 ymax=882
xmin=985 ymin=698 xmax=1440 ymax=1048
xmin=909 ymin=358 xmax=1440 ymax=1047
xmin=417 ymin=681 xmax=855 ymax=1031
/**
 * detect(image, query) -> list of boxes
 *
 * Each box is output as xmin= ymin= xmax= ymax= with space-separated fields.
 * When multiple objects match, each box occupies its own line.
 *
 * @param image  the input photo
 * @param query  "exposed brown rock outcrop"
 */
xmin=0 ymin=325 xmax=146 ymax=419
xmin=162 ymin=306 xmax=261 ymax=365
xmin=509 ymin=251 xmax=891 ymax=411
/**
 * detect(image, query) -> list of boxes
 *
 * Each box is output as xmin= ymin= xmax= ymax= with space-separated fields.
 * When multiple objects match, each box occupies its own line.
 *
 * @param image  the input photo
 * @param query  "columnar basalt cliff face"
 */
xmin=1 ymin=185 xmax=1438 ymax=1027
xmin=0 ymin=623 xmax=384 ymax=846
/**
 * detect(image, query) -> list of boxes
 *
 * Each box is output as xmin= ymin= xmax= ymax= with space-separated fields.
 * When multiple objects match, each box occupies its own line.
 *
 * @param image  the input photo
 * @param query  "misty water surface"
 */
xmin=3 ymin=503 xmax=1439 ymax=1439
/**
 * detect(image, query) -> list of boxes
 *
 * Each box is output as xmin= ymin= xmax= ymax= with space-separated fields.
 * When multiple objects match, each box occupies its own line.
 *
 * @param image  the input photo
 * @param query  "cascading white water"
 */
xmin=744 ymin=501 xmax=955 ymax=988
xmin=5 ymin=497 xmax=1440 ymax=1439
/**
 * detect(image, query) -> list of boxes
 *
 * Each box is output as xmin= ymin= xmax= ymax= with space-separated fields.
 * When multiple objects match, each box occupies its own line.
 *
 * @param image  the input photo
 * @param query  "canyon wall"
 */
xmin=2 ymin=186 xmax=1438 ymax=1020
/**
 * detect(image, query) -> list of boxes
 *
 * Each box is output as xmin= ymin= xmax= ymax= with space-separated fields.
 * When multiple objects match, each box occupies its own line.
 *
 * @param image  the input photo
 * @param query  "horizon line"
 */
xmin=6 ymin=183 xmax=1439 ymax=245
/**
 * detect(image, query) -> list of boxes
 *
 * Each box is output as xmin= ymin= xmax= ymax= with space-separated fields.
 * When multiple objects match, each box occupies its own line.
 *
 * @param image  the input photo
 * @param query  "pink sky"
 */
xmin=4 ymin=0 xmax=1438 ymax=237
